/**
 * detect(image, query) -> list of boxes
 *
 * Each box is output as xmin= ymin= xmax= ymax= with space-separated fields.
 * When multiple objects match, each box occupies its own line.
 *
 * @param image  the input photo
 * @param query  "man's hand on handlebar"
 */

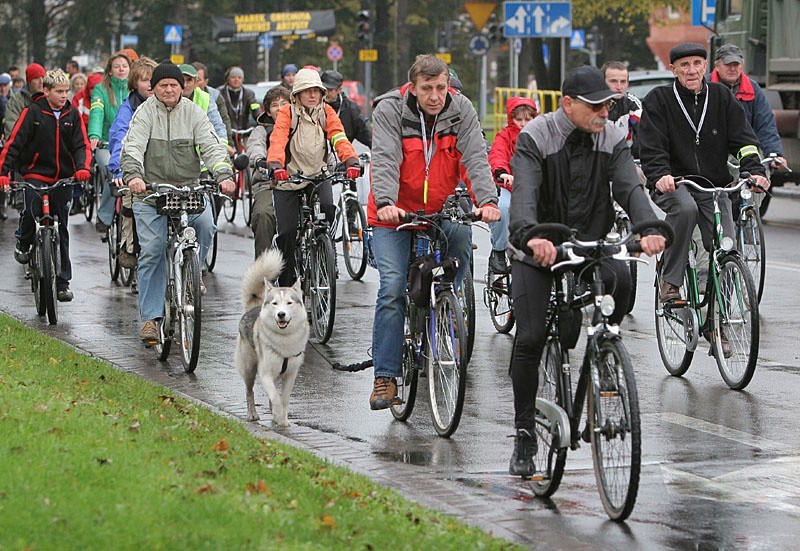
xmin=476 ymin=205 xmax=501 ymax=223
xmin=219 ymin=178 xmax=235 ymax=195
xmin=527 ymin=237 xmax=558 ymax=267
xmin=750 ymin=173 xmax=770 ymax=193
xmin=655 ymin=174 xmax=676 ymax=194
xmin=639 ymin=234 xmax=667 ymax=257
xmin=770 ymin=155 xmax=787 ymax=171
xmin=128 ymin=177 xmax=146 ymax=194
xmin=377 ymin=205 xmax=406 ymax=225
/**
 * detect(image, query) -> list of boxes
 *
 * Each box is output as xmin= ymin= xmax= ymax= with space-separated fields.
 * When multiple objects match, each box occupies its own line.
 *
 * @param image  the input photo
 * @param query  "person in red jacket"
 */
xmin=0 ymin=69 xmax=92 ymax=302
xmin=487 ymin=96 xmax=537 ymax=273
xmin=72 ymin=71 xmax=102 ymax=129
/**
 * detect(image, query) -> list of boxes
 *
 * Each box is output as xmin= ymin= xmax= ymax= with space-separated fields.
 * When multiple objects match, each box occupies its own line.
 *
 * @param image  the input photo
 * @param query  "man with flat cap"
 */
xmin=638 ymin=42 xmax=769 ymax=313
xmin=506 ymin=65 xmax=667 ymax=477
xmin=321 ymin=69 xmax=371 ymax=148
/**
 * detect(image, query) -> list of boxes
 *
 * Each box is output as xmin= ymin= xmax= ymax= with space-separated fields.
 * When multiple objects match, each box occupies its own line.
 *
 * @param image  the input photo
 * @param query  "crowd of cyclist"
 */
xmin=0 ymin=39 xmax=786 ymax=478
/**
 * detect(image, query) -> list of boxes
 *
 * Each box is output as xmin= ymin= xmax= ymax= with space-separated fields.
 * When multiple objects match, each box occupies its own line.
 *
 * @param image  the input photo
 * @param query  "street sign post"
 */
xmin=569 ymin=29 xmax=585 ymax=49
xmin=327 ymin=44 xmax=343 ymax=71
xmin=503 ymin=1 xmax=571 ymax=38
xmin=464 ymin=2 xmax=498 ymax=31
xmin=164 ymin=25 xmax=183 ymax=44
xmin=259 ymin=33 xmax=273 ymax=82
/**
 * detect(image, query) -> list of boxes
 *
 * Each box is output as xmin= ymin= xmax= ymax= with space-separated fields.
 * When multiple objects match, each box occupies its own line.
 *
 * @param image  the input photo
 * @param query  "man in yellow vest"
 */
xmin=180 ymin=64 xmax=228 ymax=145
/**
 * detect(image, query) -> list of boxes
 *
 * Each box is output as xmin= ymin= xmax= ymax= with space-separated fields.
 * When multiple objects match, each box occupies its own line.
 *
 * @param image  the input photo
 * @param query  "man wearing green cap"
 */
xmin=180 ymin=63 xmax=228 ymax=144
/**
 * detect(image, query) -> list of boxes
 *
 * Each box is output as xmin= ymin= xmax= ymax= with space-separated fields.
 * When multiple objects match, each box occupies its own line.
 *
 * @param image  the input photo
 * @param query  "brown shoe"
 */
xmin=369 ymin=376 xmax=400 ymax=410
xmin=719 ymin=327 xmax=733 ymax=359
xmin=660 ymin=281 xmax=681 ymax=302
xmin=140 ymin=320 xmax=158 ymax=345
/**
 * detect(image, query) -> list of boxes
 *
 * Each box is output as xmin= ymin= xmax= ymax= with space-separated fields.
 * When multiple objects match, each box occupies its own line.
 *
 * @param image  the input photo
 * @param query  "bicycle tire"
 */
xmin=736 ymin=206 xmax=766 ymax=304
xmin=458 ymin=267 xmax=476 ymax=364
xmin=83 ymin=180 xmax=95 ymax=222
xmin=309 ymin=234 xmax=337 ymax=344
xmin=654 ymin=263 xmax=694 ymax=376
xmin=156 ymin=258 xmax=173 ymax=360
xmin=205 ymin=195 xmax=219 ymax=273
xmin=427 ymin=291 xmax=468 ymax=438
xmin=391 ymin=337 xmax=419 ymax=422
xmin=242 ymin=168 xmax=253 ymax=227
xmin=711 ymin=254 xmax=759 ymax=390
xmin=107 ymin=217 xmax=120 ymax=282
xmin=179 ymin=250 xmax=203 ymax=373
xmin=530 ymin=339 xmax=567 ymax=497
xmin=589 ymin=339 xmax=641 ymax=521
xmin=116 ymin=215 xmax=134 ymax=286
xmin=342 ymin=197 xmax=368 ymax=280
xmin=487 ymin=271 xmax=515 ymax=333
xmin=43 ymin=231 xmax=58 ymax=325
xmin=626 ymin=260 xmax=638 ymax=314
xmin=32 ymin=240 xmax=46 ymax=316
xmin=223 ymin=176 xmax=238 ymax=223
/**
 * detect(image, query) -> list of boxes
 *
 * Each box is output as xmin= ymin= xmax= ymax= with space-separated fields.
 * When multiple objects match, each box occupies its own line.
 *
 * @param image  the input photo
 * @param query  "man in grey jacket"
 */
xmin=121 ymin=62 xmax=234 ymax=344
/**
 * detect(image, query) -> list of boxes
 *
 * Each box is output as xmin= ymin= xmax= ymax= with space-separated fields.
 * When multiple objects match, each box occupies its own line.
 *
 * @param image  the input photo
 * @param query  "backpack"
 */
xmin=284 ymin=104 xmax=330 ymax=167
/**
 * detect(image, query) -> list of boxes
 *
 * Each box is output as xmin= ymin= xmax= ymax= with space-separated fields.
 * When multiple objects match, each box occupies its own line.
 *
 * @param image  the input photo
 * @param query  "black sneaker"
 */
xmin=489 ymin=250 xmax=509 ymax=274
xmin=509 ymin=428 xmax=537 ymax=477
xmin=57 ymin=286 xmax=74 ymax=302
xmin=14 ymin=242 xmax=30 ymax=264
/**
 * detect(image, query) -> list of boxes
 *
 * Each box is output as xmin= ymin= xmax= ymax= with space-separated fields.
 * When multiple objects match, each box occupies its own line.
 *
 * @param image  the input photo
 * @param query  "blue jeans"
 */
xmin=489 ymin=187 xmax=511 ymax=251
xmin=95 ymin=148 xmax=115 ymax=226
xmin=133 ymin=201 xmax=215 ymax=322
xmin=371 ymin=222 xmax=471 ymax=378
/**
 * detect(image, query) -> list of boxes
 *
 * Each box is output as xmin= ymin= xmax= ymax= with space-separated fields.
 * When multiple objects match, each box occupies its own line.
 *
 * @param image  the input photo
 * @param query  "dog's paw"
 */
xmin=246 ymin=410 xmax=260 ymax=422
xmin=273 ymin=418 xmax=290 ymax=428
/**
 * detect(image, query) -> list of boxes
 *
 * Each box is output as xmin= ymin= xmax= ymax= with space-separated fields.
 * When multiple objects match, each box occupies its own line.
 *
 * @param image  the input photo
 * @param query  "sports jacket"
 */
xmin=368 ymin=83 xmax=498 ymax=228
xmin=509 ymin=108 xmax=658 ymax=249
xmin=326 ymin=92 xmax=372 ymax=148
xmin=0 ymin=95 xmax=91 ymax=183
xmin=217 ymin=84 xmax=262 ymax=134
xmin=88 ymin=76 xmax=128 ymax=142
xmin=488 ymin=96 xmax=538 ymax=190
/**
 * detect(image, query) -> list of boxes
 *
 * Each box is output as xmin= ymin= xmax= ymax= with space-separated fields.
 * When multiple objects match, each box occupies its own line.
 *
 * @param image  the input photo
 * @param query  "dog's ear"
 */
xmin=292 ymin=278 xmax=302 ymax=294
xmin=265 ymin=276 xmax=274 ymax=290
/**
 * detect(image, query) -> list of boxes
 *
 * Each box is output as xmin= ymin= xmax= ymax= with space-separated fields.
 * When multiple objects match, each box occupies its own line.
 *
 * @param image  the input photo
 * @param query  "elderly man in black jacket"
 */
xmin=321 ymin=70 xmax=371 ymax=148
xmin=638 ymin=42 xmax=769 ymax=303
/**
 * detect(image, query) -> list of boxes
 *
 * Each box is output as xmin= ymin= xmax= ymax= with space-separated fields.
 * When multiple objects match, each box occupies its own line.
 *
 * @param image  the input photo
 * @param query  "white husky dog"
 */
xmin=234 ymin=249 xmax=309 ymax=427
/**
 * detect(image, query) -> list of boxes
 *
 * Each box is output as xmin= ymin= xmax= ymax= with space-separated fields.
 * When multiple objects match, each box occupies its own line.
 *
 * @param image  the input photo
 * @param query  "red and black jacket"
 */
xmin=0 ymin=93 xmax=91 ymax=183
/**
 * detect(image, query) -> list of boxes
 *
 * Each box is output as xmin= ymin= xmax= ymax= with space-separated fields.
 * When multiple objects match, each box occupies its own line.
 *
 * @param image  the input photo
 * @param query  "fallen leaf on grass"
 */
xmin=49 ymin=357 xmax=60 ymax=364
xmin=245 ymin=480 xmax=270 ymax=494
xmin=320 ymin=515 xmax=337 ymax=528
xmin=211 ymin=438 xmax=229 ymax=452
xmin=128 ymin=421 xmax=141 ymax=432
xmin=194 ymin=484 xmax=216 ymax=494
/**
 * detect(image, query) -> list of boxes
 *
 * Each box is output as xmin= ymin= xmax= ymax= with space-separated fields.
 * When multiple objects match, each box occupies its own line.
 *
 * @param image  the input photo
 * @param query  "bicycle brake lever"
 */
xmin=550 ymin=248 xmax=585 ymax=271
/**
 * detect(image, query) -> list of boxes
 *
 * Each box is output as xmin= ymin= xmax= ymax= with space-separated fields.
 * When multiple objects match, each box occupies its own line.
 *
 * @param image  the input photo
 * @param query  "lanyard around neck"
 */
xmin=419 ymin=108 xmax=438 ymax=204
xmin=673 ymin=81 xmax=708 ymax=146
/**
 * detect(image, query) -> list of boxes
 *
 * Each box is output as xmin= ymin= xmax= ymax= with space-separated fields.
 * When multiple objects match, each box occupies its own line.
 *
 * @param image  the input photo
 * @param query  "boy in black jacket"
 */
xmin=0 ymin=68 xmax=91 ymax=302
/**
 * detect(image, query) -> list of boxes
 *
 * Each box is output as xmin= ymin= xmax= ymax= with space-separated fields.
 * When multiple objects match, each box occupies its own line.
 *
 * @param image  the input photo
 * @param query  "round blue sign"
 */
xmin=467 ymin=33 xmax=491 ymax=56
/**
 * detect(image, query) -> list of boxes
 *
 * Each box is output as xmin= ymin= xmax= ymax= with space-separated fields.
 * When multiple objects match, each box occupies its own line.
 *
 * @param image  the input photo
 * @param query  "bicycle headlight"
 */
xmin=600 ymin=295 xmax=616 ymax=317
xmin=183 ymin=227 xmax=197 ymax=241
xmin=740 ymin=188 xmax=752 ymax=200
xmin=720 ymin=236 xmax=735 ymax=251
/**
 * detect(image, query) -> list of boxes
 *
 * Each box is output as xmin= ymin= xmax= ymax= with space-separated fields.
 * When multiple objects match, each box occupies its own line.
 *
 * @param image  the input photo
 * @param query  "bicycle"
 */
xmin=107 ymin=188 xmax=135 ymax=288
xmin=528 ymin=219 xmax=673 ymax=521
xmin=330 ymin=166 xmax=368 ymax=280
xmin=10 ymin=178 xmax=80 ymax=325
xmin=283 ymin=171 xmax=339 ymax=344
xmin=484 ymin=255 xmax=514 ymax=334
xmin=654 ymin=175 xmax=761 ymax=390
xmin=202 ymin=156 xmax=247 ymax=274
xmin=132 ymin=181 xmax=218 ymax=373
xmin=223 ymin=128 xmax=254 ymax=225
xmin=390 ymin=195 xmax=481 ymax=438
xmin=613 ymin=201 xmax=639 ymax=314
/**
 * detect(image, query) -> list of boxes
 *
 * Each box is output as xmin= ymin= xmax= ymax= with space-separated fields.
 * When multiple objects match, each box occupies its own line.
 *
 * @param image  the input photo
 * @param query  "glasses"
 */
xmin=574 ymin=98 xmax=615 ymax=112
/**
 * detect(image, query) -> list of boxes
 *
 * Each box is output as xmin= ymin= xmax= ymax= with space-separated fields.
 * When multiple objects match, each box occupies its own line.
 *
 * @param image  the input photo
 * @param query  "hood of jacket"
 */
xmin=291 ymin=68 xmax=327 ymax=98
xmin=505 ymin=96 xmax=538 ymax=125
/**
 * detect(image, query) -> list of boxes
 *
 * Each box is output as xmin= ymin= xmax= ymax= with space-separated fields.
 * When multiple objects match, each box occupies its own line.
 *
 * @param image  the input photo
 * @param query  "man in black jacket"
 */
xmin=507 ymin=66 xmax=666 ymax=477
xmin=321 ymin=70 xmax=371 ymax=148
xmin=638 ymin=43 xmax=769 ymax=303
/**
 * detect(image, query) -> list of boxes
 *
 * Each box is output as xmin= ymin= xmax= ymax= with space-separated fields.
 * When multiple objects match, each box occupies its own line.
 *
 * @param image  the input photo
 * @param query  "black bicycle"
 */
xmin=11 ymin=178 xmax=80 ymax=325
xmin=527 ymin=220 xmax=673 ymax=521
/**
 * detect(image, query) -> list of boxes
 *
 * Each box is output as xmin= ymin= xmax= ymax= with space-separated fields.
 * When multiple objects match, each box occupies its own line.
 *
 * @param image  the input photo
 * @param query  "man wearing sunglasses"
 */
xmin=505 ymin=66 xmax=667 ymax=477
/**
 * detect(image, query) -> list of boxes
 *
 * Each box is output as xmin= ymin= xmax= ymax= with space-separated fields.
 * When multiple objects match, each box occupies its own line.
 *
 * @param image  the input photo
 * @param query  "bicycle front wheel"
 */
xmin=391 ymin=340 xmax=419 ymax=422
xmin=737 ymin=206 xmax=766 ymax=303
xmin=179 ymin=250 xmax=203 ymax=373
xmin=711 ymin=254 xmax=759 ymax=390
xmin=309 ymin=234 xmax=337 ymax=343
xmin=342 ymin=197 xmax=368 ymax=280
xmin=107 ymin=216 xmax=120 ymax=282
xmin=589 ymin=339 xmax=641 ymax=521
xmin=486 ymin=271 xmax=515 ymax=333
xmin=241 ymin=168 xmax=253 ymax=227
xmin=223 ymin=179 xmax=238 ymax=223
xmin=32 ymin=242 xmax=45 ymax=316
xmin=530 ymin=338 xmax=567 ymax=497
xmin=654 ymin=263 xmax=694 ymax=376
xmin=42 ymin=231 xmax=58 ymax=325
xmin=427 ymin=291 xmax=468 ymax=438
xmin=83 ymin=180 xmax=95 ymax=222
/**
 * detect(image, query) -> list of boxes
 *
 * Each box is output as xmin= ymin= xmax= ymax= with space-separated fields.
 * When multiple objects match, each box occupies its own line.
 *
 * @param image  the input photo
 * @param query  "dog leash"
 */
xmin=331 ymin=359 xmax=374 ymax=372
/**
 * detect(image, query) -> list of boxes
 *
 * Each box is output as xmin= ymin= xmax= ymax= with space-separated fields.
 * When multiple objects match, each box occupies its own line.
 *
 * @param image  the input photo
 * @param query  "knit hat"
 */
xmin=669 ymin=43 xmax=707 ymax=65
xmin=25 ymin=63 xmax=46 ymax=83
xmin=282 ymin=64 xmax=298 ymax=78
xmin=291 ymin=68 xmax=326 ymax=97
xmin=150 ymin=62 xmax=184 ymax=89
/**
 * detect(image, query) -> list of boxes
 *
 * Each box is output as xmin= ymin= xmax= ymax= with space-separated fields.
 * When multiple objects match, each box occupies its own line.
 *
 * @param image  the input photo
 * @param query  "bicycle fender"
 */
xmin=535 ymin=398 xmax=571 ymax=449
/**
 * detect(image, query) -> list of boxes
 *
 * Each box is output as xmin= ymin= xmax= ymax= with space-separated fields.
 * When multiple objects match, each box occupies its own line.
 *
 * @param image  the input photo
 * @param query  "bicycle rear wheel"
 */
xmin=391 ymin=341 xmax=419 ymax=421
xmin=736 ymin=206 xmax=766 ymax=303
xmin=83 ymin=179 xmax=95 ymax=222
xmin=486 ymin=271 xmax=515 ymax=333
xmin=179 ymin=250 xmax=203 ymax=373
xmin=32 ymin=242 xmax=46 ymax=316
xmin=342 ymin=197 xmax=368 ymax=280
xmin=711 ymin=254 xmax=759 ymax=390
xmin=530 ymin=339 xmax=567 ymax=497
xmin=427 ymin=291 xmax=467 ymax=438
xmin=589 ymin=339 xmax=641 ymax=521
xmin=205 ymin=196 xmax=219 ymax=273
xmin=654 ymin=263 xmax=694 ymax=376
xmin=107 ymin=216 xmax=120 ymax=282
xmin=42 ymin=232 xmax=58 ymax=325
xmin=309 ymin=234 xmax=337 ymax=343
xmin=241 ymin=168 xmax=253 ymax=227
xmin=223 ymin=176 xmax=238 ymax=223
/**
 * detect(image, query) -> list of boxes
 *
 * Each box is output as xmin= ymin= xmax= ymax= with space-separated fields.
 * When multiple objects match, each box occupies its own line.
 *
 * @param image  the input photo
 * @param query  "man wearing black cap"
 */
xmin=321 ymin=70 xmax=371 ymax=148
xmin=506 ymin=65 xmax=667 ymax=477
xmin=638 ymin=42 xmax=769 ymax=305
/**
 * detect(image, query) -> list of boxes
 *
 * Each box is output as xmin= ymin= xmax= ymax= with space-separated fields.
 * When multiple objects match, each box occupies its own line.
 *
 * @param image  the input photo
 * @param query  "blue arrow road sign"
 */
xmin=691 ymin=0 xmax=716 ymax=26
xmin=503 ymin=1 xmax=571 ymax=38
xmin=467 ymin=33 xmax=491 ymax=56
xmin=164 ymin=25 xmax=182 ymax=45
xmin=569 ymin=30 xmax=585 ymax=49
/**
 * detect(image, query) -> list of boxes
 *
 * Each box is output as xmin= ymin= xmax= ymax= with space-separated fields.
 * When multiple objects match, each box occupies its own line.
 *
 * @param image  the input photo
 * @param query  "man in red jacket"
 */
xmin=0 ymin=69 xmax=92 ymax=302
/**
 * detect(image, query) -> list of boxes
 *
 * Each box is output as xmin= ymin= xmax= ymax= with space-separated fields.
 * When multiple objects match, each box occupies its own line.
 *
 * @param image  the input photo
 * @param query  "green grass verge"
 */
xmin=0 ymin=314 xmax=519 ymax=550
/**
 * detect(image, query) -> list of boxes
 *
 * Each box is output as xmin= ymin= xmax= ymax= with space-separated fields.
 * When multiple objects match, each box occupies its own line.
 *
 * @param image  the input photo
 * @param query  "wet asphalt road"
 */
xmin=2 ymin=193 xmax=800 ymax=549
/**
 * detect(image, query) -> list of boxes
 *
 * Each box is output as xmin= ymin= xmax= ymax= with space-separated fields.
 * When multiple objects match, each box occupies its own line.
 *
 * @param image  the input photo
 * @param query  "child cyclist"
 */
xmin=0 ymin=68 xmax=92 ymax=302
xmin=266 ymin=68 xmax=360 ymax=285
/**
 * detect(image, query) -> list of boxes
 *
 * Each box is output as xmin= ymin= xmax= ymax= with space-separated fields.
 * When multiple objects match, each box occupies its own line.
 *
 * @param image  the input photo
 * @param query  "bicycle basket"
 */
xmin=155 ymin=192 xmax=206 ymax=216
xmin=407 ymin=254 xmax=458 ymax=307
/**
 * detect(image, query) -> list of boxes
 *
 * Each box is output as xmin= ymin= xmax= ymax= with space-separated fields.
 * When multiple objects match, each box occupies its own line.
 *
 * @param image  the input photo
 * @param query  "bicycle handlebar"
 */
xmin=676 ymin=176 xmax=751 ymax=195
xmin=10 ymin=178 xmax=79 ymax=194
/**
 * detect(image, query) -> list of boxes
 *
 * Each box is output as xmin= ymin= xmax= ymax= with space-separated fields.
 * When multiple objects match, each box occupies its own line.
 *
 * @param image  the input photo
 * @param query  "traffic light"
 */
xmin=357 ymin=10 xmax=372 ymax=43
xmin=437 ymin=29 xmax=449 ymax=52
xmin=487 ymin=13 xmax=506 ymax=45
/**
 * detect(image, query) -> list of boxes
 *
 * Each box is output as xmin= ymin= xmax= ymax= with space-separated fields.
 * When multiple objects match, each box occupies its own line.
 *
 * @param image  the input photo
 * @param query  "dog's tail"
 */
xmin=241 ymin=248 xmax=285 ymax=310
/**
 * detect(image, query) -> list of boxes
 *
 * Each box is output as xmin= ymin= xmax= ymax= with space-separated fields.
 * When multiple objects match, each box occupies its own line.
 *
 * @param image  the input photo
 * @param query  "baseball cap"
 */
xmin=715 ymin=44 xmax=744 ymax=65
xmin=179 ymin=64 xmax=198 ymax=78
xmin=561 ymin=66 xmax=622 ymax=104
xmin=320 ymin=70 xmax=343 ymax=90
xmin=0 ymin=73 xmax=11 ymax=86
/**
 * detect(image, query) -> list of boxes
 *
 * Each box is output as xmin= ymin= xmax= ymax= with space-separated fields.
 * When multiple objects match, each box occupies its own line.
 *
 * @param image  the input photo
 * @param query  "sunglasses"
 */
xmin=574 ymin=98 xmax=615 ymax=112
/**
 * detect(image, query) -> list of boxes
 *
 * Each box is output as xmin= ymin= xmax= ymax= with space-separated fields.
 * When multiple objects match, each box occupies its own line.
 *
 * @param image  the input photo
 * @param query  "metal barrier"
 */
xmin=491 ymin=87 xmax=562 ymax=139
